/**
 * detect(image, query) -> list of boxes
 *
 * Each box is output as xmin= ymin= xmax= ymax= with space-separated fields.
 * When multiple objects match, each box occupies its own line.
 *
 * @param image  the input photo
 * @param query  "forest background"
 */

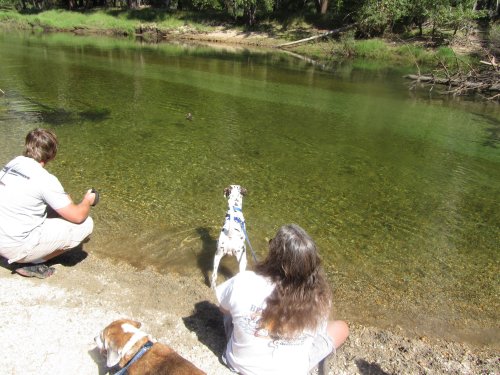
xmin=0 ymin=0 xmax=498 ymax=59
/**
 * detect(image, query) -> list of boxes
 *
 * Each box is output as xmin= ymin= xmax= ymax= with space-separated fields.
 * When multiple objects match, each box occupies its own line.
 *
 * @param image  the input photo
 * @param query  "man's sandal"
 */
xmin=15 ymin=264 xmax=55 ymax=279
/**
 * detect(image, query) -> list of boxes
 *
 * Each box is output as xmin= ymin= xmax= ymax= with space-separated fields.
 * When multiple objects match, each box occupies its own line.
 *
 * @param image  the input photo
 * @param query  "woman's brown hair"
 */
xmin=255 ymin=224 xmax=332 ymax=339
xmin=23 ymin=128 xmax=58 ymax=163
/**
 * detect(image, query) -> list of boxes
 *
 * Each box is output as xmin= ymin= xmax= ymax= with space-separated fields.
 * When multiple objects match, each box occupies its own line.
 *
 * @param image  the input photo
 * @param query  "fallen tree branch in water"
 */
xmin=275 ymin=24 xmax=356 ymax=48
xmin=404 ymin=73 xmax=500 ymax=92
xmin=405 ymin=48 xmax=500 ymax=101
xmin=405 ymin=72 xmax=500 ymax=101
xmin=401 ymin=40 xmax=500 ymax=101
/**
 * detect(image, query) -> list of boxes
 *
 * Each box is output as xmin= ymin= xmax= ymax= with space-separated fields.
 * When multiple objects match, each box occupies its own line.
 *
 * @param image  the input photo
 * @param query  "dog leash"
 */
xmin=232 ymin=206 xmax=258 ymax=263
xmin=114 ymin=341 xmax=154 ymax=375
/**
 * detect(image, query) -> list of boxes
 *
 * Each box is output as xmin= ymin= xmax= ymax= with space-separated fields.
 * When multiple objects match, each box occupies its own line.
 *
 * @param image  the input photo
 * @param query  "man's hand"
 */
xmin=85 ymin=188 xmax=99 ymax=206
xmin=56 ymin=189 xmax=97 ymax=224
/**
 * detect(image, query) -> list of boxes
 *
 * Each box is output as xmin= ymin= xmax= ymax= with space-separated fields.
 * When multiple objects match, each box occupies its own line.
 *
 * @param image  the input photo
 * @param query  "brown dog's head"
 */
xmin=95 ymin=319 xmax=151 ymax=368
xmin=223 ymin=185 xmax=247 ymax=199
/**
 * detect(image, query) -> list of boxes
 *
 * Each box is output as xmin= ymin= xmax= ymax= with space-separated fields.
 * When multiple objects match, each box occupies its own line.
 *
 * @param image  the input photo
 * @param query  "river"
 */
xmin=0 ymin=30 xmax=498 ymax=348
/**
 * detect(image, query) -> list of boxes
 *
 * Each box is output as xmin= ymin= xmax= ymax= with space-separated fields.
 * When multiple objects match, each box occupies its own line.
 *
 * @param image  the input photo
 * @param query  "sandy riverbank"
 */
xmin=0 ymin=245 xmax=498 ymax=375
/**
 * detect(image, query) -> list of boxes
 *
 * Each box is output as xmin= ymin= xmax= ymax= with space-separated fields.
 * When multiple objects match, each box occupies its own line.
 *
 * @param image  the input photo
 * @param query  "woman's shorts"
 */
xmin=308 ymin=329 xmax=334 ymax=369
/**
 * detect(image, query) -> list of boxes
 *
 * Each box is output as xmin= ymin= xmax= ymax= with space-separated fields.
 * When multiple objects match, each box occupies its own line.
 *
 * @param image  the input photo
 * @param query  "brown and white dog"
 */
xmin=211 ymin=185 xmax=248 ymax=289
xmin=95 ymin=319 xmax=206 ymax=375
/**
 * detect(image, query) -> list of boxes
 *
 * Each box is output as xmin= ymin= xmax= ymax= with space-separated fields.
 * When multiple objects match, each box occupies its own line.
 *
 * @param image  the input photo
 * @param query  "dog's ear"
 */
xmin=240 ymin=187 xmax=248 ymax=196
xmin=223 ymin=187 xmax=231 ymax=198
xmin=129 ymin=320 xmax=141 ymax=329
xmin=105 ymin=340 xmax=122 ymax=367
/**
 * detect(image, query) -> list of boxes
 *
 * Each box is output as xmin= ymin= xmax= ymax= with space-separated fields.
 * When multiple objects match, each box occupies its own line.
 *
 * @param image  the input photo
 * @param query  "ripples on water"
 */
xmin=0 ymin=31 xmax=498 ymax=348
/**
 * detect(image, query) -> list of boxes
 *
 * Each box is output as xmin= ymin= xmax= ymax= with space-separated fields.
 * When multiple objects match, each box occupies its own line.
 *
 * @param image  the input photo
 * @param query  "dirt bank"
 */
xmin=0 ymin=245 xmax=498 ymax=375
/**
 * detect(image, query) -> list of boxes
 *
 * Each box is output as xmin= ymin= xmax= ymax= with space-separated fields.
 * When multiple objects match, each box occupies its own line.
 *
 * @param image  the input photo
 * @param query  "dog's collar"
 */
xmin=225 ymin=213 xmax=245 ymax=225
xmin=232 ymin=206 xmax=242 ymax=212
xmin=115 ymin=341 xmax=154 ymax=375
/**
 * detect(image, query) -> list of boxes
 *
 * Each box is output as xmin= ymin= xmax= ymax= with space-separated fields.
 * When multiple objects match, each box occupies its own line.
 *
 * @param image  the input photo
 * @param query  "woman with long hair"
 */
xmin=216 ymin=223 xmax=349 ymax=374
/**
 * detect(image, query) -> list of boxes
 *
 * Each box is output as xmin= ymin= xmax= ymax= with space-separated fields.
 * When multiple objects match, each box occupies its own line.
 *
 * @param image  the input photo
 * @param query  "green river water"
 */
xmin=0 ymin=30 xmax=498 ymax=348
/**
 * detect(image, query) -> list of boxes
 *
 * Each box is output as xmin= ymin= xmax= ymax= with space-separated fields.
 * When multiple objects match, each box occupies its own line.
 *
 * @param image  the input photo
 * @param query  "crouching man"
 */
xmin=0 ymin=128 xmax=97 ymax=278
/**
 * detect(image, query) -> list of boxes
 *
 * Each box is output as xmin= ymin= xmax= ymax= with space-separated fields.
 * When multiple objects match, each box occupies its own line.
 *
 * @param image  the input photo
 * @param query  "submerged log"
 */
xmin=405 ymin=74 xmax=454 ymax=85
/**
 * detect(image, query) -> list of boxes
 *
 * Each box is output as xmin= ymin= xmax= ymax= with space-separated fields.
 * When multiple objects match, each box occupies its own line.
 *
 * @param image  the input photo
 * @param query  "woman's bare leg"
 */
xmin=328 ymin=320 xmax=349 ymax=349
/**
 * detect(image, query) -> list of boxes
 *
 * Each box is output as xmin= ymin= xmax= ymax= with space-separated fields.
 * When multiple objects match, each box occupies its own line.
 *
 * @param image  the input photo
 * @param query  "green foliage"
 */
xmin=354 ymin=38 xmax=390 ymax=58
xmin=396 ymin=42 xmax=475 ymax=69
xmin=181 ymin=0 xmax=223 ymax=11
xmin=340 ymin=0 xmax=489 ymax=38
xmin=0 ymin=0 xmax=24 ymax=11
xmin=397 ymin=43 xmax=428 ymax=63
xmin=356 ymin=1 xmax=390 ymax=35
xmin=353 ymin=0 xmax=411 ymax=35
xmin=490 ymin=22 xmax=500 ymax=45
xmin=222 ymin=0 xmax=272 ymax=26
xmin=0 ymin=0 xmax=496 ymax=35
xmin=338 ymin=29 xmax=355 ymax=57
xmin=425 ymin=0 xmax=449 ymax=31
xmin=191 ymin=0 xmax=222 ymax=10
xmin=446 ymin=1 xmax=485 ymax=35
xmin=435 ymin=45 xmax=455 ymax=60
xmin=406 ymin=0 xmax=431 ymax=34
xmin=0 ymin=9 xmax=21 ymax=21
xmin=0 ymin=0 xmax=15 ymax=9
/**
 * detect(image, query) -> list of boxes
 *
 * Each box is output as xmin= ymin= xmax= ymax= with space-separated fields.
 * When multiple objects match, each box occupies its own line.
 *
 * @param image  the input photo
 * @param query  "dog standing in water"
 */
xmin=211 ymin=185 xmax=248 ymax=289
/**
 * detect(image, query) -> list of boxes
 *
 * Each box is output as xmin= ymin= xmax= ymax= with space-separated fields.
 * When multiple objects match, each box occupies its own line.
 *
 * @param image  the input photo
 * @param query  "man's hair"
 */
xmin=23 ymin=128 xmax=58 ymax=163
xmin=255 ymin=224 xmax=332 ymax=338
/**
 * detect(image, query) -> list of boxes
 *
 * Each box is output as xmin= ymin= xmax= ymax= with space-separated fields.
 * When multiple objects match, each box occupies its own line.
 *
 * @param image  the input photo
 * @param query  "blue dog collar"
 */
xmin=115 ymin=341 xmax=154 ymax=375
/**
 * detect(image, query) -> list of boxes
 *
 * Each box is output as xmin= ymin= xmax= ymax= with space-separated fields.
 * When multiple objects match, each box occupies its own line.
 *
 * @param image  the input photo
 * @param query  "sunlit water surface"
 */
xmin=0 ymin=30 xmax=498 ymax=348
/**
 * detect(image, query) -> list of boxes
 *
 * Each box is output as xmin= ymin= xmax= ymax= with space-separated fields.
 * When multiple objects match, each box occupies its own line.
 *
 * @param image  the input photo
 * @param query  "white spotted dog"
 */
xmin=211 ymin=185 xmax=248 ymax=289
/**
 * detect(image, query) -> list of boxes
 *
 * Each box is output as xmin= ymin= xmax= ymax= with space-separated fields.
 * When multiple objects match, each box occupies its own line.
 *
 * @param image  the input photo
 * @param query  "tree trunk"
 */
xmin=127 ymin=0 xmax=138 ymax=8
xmin=245 ymin=4 xmax=256 ymax=26
xmin=315 ymin=0 xmax=328 ymax=14
xmin=320 ymin=0 xmax=328 ymax=14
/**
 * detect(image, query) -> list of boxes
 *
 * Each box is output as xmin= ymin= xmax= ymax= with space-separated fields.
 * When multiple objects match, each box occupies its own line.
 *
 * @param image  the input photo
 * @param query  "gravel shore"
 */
xmin=0 ymin=247 xmax=498 ymax=375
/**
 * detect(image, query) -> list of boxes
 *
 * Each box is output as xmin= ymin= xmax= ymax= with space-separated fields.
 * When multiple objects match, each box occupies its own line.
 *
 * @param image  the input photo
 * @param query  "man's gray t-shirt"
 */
xmin=0 ymin=156 xmax=71 ymax=249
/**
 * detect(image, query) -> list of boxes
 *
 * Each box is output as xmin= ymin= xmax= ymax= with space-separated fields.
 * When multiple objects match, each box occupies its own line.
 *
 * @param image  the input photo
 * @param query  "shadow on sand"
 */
xmin=87 ymin=346 xmax=110 ymax=375
xmin=356 ymin=359 xmax=393 ymax=375
xmin=46 ymin=244 xmax=88 ymax=267
xmin=0 ymin=244 xmax=88 ymax=276
xmin=182 ymin=300 xmax=226 ymax=358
